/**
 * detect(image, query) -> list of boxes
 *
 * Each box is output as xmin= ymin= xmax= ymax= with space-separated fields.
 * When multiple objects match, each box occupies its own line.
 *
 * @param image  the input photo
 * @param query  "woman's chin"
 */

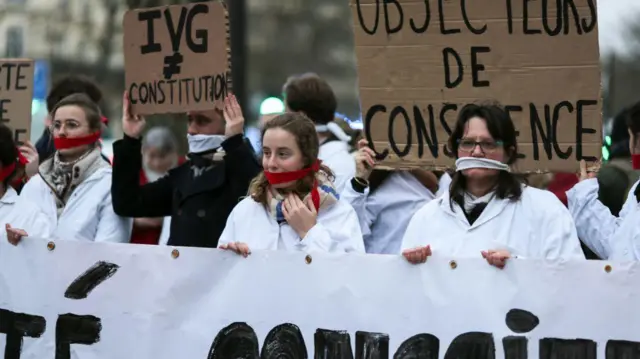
xmin=270 ymin=181 xmax=296 ymax=190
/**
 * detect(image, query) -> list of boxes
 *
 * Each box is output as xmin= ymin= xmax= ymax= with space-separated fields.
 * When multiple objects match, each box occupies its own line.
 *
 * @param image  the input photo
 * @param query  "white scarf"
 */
xmin=315 ymin=122 xmax=351 ymax=142
xmin=455 ymin=157 xmax=510 ymax=172
xmin=187 ymin=134 xmax=226 ymax=154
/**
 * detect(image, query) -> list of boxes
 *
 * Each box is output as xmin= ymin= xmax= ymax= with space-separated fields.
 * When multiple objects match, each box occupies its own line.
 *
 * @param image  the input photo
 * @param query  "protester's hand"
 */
xmin=5 ymin=224 xmax=28 ymax=246
xmin=122 ymin=91 xmax=146 ymax=139
xmin=402 ymin=245 xmax=432 ymax=264
xmin=354 ymin=139 xmax=376 ymax=180
xmin=19 ymin=141 xmax=39 ymax=177
xmin=283 ymin=194 xmax=318 ymax=239
xmin=223 ymin=94 xmax=244 ymax=137
xmin=219 ymin=242 xmax=251 ymax=257
xmin=579 ymin=159 xmax=599 ymax=181
xmin=481 ymin=249 xmax=510 ymax=269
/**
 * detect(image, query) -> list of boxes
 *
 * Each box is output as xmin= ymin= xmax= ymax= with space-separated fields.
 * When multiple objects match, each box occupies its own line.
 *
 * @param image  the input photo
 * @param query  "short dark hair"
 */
xmin=283 ymin=73 xmax=337 ymax=125
xmin=46 ymin=75 xmax=102 ymax=113
xmin=622 ymin=101 xmax=640 ymax=136
xmin=51 ymin=93 xmax=103 ymax=132
xmin=0 ymin=123 xmax=19 ymax=187
xmin=447 ymin=102 xmax=524 ymax=208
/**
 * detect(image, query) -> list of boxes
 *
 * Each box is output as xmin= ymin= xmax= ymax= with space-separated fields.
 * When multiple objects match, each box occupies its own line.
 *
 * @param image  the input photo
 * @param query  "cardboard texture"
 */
xmin=351 ymin=0 xmax=602 ymax=172
xmin=0 ymin=59 xmax=34 ymax=145
xmin=123 ymin=1 xmax=230 ymax=116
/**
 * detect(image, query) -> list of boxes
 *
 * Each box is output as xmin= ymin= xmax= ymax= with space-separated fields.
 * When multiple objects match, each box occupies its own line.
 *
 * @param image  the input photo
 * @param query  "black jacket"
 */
xmin=111 ymin=134 xmax=261 ymax=248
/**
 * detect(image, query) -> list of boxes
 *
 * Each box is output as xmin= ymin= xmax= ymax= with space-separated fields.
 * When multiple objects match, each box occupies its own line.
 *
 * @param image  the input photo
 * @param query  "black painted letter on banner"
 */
xmin=260 ymin=323 xmax=307 ymax=359
xmin=0 ymin=309 xmax=46 ymax=359
xmin=55 ymin=314 xmax=101 ymax=359
xmin=208 ymin=322 xmax=259 ymax=359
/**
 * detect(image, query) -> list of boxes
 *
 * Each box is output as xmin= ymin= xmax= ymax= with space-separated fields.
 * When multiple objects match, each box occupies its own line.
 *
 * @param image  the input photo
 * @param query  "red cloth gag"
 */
xmin=547 ymin=172 xmax=580 ymax=207
xmin=54 ymin=131 xmax=101 ymax=150
xmin=632 ymin=154 xmax=640 ymax=170
xmin=264 ymin=160 xmax=322 ymax=211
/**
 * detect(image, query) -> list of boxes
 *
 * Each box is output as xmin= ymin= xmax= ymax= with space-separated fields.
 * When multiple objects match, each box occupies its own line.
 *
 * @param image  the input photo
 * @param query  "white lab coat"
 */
xmin=319 ymin=141 xmax=356 ymax=194
xmin=219 ymin=196 xmax=365 ymax=253
xmin=0 ymin=187 xmax=51 ymax=240
xmin=342 ymin=171 xmax=435 ymax=254
xmin=436 ymin=172 xmax=452 ymax=198
xmin=20 ymin=167 xmax=132 ymax=243
xmin=402 ymin=185 xmax=585 ymax=260
xmin=158 ymin=217 xmax=171 ymax=245
xmin=567 ymin=178 xmax=640 ymax=261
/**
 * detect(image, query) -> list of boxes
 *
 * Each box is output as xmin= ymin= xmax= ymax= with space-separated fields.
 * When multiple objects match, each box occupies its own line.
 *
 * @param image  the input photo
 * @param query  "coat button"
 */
xmin=197 ymin=209 xmax=206 ymax=218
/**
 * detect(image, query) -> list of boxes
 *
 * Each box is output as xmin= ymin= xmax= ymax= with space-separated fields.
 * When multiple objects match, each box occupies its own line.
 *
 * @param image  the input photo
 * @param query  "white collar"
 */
xmin=0 ymin=187 xmax=18 ymax=205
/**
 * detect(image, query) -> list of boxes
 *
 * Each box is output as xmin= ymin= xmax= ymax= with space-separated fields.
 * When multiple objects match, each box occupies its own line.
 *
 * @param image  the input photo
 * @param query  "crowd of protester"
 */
xmin=3 ymin=73 xmax=640 ymax=268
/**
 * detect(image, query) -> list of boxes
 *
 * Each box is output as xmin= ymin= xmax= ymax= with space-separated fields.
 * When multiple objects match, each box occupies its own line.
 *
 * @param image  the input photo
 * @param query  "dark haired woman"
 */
xmin=341 ymin=139 xmax=440 ymax=254
xmin=218 ymin=113 xmax=364 ymax=255
xmin=1 ymin=124 xmax=51 ymax=243
xmin=567 ymin=100 xmax=640 ymax=260
xmin=402 ymin=103 xmax=584 ymax=268
xmin=8 ymin=94 xmax=131 ymax=244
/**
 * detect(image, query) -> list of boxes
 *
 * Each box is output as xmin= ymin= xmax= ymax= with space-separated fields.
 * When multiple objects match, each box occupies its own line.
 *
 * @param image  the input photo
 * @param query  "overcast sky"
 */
xmin=599 ymin=0 xmax=640 ymax=56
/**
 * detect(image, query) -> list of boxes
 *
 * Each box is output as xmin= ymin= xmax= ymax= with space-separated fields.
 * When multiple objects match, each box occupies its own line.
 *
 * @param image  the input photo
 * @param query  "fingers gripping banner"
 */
xmin=0 ymin=238 xmax=638 ymax=358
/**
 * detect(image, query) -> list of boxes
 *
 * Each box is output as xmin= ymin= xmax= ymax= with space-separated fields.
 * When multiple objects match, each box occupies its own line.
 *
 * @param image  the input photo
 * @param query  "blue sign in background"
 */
xmin=33 ymin=59 xmax=49 ymax=100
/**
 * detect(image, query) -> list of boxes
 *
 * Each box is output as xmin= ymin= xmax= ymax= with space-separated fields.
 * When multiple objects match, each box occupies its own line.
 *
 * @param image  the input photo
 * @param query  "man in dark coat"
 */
xmin=111 ymin=94 xmax=261 ymax=248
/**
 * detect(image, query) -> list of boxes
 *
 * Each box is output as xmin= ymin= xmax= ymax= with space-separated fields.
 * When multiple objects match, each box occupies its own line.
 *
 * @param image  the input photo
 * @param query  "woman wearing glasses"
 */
xmin=401 ymin=102 xmax=584 ymax=268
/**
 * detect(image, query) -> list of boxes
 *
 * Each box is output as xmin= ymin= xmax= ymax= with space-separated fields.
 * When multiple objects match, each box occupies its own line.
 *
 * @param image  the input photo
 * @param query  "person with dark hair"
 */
xmin=112 ymin=93 xmax=261 ymax=248
xmin=283 ymin=73 xmax=355 ymax=193
xmin=7 ymin=94 xmax=131 ymax=244
xmin=35 ymin=75 xmax=104 ymax=162
xmin=340 ymin=139 xmax=440 ymax=254
xmin=1 ymin=124 xmax=51 ymax=242
xmin=567 ymin=100 xmax=640 ymax=261
xmin=218 ymin=112 xmax=364 ymax=255
xmin=401 ymin=102 xmax=584 ymax=267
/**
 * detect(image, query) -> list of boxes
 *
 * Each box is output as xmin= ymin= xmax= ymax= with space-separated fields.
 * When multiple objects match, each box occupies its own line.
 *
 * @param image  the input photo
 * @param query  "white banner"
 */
xmin=0 ymin=238 xmax=638 ymax=359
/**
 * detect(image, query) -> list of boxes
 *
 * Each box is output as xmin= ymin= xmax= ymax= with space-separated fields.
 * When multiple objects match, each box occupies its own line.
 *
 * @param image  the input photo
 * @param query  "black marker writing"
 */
xmin=128 ymin=72 xmax=228 ymax=107
xmin=138 ymin=4 xmax=210 ymax=79
xmin=363 ymin=100 xmax=599 ymax=164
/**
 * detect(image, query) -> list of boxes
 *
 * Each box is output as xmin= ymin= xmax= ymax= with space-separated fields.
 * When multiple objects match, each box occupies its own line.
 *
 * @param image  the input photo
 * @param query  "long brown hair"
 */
xmin=249 ymin=112 xmax=334 ymax=207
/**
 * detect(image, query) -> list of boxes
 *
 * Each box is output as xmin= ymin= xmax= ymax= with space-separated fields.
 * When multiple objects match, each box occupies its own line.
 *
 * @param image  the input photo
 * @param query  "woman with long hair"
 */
xmin=7 ymin=94 xmax=131 ymax=244
xmin=401 ymin=102 xmax=584 ymax=267
xmin=218 ymin=113 xmax=364 ymax=255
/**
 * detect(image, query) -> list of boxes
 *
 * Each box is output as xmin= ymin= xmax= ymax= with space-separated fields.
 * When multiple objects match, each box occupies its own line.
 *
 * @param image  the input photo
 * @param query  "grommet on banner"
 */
xmin=305 ymin=255 xmax=312 ymax=264
xmin=46 ymin=241 xmax=55 ymax=251
xmin=604 ymin=264 xmax=612 ymax=273
xmin=171 ymin=249 xmax=180 ymax=259
xmin=449 ymin=260 xmax=457 ymax=269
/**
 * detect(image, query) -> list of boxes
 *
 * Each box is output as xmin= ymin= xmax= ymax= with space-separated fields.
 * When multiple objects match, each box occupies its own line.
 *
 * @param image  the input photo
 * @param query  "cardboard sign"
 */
xmin=0 ymin=59 xmax=34 ymax=145
xmin=2 ymin=238 xmax=640 ymax=358
xmin=351 ymin=0 xmax=601 ymax=172
xmin=123 ymin=1 xmax=230 ymax=116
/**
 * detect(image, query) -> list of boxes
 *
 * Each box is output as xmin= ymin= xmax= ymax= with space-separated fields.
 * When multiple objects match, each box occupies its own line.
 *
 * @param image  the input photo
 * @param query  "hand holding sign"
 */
xmin=19 ymin=141 xmax=39 ymax=178
xmin=354 ymin=139 xmax=376 ymax=180
xmin=122 ymin=91 xmax=146 ymax=139
xmin=223 ymin=95 xmax=244 ymax=138
xmin=5 ymin=224 xmax=27 ymax=246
